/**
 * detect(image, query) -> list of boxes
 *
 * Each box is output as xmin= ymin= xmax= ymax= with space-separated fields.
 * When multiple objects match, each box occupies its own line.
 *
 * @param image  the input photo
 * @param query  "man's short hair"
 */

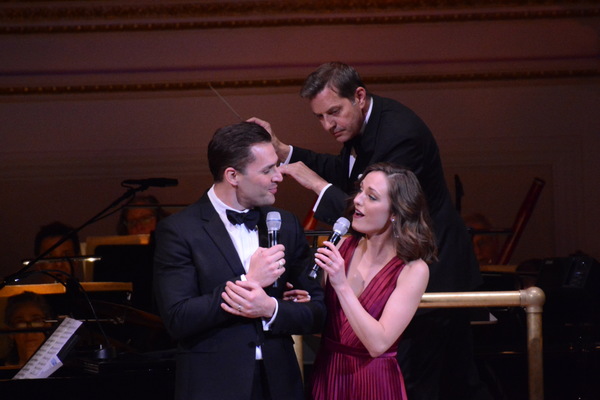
xmin=208 ymin=122 xmax=272 ymax=182
xmin=300 ymin=62 xmax=366 ymax=101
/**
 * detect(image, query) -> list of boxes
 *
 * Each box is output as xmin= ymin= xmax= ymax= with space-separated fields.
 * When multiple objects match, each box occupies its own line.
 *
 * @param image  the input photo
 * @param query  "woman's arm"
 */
xmin=316 ymin=241 xmax=429 ymax=357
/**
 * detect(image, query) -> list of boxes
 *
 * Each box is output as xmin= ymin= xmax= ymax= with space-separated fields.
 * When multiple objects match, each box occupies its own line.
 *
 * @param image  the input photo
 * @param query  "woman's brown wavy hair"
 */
xmin=349 ymin=162 xmax=438 ymax=264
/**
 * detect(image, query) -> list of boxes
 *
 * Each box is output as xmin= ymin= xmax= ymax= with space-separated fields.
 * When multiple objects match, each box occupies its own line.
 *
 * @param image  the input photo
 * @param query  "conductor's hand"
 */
xmin=221 ymin=280 xmax=276 ymax=319
xmin=247 ymin=117 xmax=290 ymax=162
xmin=283 ymin=282 xmax=311 ymax=303
xmin=246 ymin=244 xmax=286 ymax=288
xmin=279 ymin=161 xmax=329 ymax=195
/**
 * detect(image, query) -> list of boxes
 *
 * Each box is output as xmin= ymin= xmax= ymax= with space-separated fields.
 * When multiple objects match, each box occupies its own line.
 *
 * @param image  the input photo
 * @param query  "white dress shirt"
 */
xmin=207 ymin=186 xmax=278 ymax=359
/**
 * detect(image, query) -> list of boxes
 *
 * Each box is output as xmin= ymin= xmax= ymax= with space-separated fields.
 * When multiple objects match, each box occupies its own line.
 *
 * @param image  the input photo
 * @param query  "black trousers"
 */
xmin=397 ymin=308 xmax=493 ymax=400
xmin=251 ymin=360 xmax=272 ymax=400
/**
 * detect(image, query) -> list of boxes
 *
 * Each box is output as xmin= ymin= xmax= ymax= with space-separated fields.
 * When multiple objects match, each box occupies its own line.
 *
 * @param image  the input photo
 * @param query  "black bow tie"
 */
xmin=226 ymin=209 xmax=260 ymax=230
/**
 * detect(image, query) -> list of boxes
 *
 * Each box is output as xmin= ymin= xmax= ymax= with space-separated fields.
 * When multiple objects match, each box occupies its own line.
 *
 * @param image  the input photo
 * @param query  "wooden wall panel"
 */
xmin=0 ymin=1 xmax=598 ymax=278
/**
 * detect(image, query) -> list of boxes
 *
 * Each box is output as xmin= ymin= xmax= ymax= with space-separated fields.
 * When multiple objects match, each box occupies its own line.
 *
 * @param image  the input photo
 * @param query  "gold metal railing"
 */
xmin=296 ymin=287 xmax=545 ymax=399
xmin=420 ymin=286 xmax=546 ymax=400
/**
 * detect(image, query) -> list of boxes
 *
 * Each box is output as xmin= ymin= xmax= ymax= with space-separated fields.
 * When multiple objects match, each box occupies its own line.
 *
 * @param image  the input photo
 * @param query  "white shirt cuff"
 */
xmin=281 ymin=145 xmax=294 ymax=165
xmin=262 ymin=297 xmax=279 ymax=330
xmin=312 ymin=183 xmax=333 ymax=212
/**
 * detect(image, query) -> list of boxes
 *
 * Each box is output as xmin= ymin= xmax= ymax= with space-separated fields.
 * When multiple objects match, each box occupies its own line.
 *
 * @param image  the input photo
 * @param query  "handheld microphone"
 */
xmin=308 ymin=217 xmax=351 ymax=280
xmin=121 ymin=178 xmax=179 ymax=187
xmin=266 ymin=211 xmax=282 ymax=287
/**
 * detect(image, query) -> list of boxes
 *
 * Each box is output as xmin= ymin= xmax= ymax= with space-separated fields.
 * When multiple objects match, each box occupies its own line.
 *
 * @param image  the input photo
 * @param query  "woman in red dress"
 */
xmin=311 ymin=163 xmax=436 ymax=400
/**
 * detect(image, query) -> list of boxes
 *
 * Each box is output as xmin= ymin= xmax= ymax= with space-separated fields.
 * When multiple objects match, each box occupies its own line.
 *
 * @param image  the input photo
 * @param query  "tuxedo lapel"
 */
xmin=199 ymin=197 xmax=247 ymax=277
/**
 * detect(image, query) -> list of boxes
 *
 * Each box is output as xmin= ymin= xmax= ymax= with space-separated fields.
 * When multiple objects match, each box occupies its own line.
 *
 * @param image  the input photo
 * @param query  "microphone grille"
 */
xmin=333 ymin=217 xmax=351 ymax=235
xmin=266 ymin=211 xmax=282 ymax=230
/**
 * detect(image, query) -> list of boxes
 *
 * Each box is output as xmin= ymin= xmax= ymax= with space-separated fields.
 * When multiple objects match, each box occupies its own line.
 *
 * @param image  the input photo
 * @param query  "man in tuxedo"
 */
xmin=153 ymin=122 xmax=326 ymax=400
xmin=249 ymin=62 xmax=490 ymax=399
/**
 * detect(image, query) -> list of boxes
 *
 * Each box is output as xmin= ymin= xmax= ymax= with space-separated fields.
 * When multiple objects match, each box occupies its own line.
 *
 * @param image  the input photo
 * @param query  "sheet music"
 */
xmin=12 ymin=317 xmax=82 ymax=380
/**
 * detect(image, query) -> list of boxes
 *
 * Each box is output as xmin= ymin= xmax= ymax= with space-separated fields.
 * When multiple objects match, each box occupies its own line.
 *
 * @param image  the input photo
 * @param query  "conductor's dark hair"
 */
xmin=300 ymin=62 xmax=366 ymax=101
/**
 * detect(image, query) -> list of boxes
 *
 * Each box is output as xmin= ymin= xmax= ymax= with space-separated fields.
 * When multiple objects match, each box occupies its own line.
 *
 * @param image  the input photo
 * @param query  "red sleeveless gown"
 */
xmin=311 ymin=235 xmax=408 ymax=400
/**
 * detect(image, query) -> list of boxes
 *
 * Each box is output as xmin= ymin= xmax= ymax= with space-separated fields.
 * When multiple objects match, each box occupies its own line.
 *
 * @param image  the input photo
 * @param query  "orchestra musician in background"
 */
xmin=2 ymin=291 xmax=53 ymax=368
xmin=117 ymin=194 xmax=170 ymax=236
xmin=30 ymin=221 xmax=81 ymax=283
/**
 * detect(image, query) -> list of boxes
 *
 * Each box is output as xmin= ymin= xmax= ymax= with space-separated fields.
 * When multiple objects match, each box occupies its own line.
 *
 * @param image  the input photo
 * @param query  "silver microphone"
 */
xmin=308 ymin=217 xmax=351 ymax=280
xmin=266 ymin=211 xmax=282 ymax=287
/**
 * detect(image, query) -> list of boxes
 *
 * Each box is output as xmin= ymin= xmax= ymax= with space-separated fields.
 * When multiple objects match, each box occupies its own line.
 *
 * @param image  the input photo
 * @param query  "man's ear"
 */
xmin=224 ymin=167 xmax=238 ymax=187
xmin=354 ymin=87 xmax=367 ymax=107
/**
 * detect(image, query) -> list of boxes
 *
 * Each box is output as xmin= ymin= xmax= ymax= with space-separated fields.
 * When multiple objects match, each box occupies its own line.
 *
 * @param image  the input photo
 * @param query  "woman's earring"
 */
xmin=391 ymin=218 xmax=399 ymax=237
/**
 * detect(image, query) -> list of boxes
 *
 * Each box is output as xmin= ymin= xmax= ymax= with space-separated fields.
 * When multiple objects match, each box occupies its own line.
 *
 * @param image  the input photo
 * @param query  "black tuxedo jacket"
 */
xmin=291 ymin=94 xmax=481 ymax=293
xmin=153 ymin=193 xmax=326 ymax=400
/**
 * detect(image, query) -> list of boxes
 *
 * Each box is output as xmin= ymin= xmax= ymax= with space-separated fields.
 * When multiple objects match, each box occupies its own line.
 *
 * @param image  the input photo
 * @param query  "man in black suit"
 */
xmin=250 ymin=62 xmax=490 ymax=399
xmin=153 ymin=122 xmax=326 ymax=400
